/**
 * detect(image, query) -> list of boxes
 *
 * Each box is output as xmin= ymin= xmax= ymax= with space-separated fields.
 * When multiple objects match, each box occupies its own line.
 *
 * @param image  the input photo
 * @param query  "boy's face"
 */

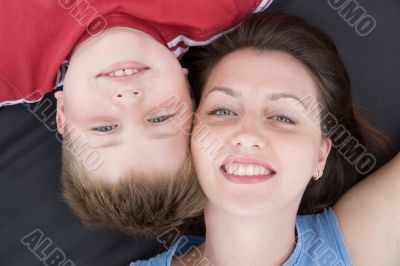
xmin=55 ymin=27 xmax=193 ymax=182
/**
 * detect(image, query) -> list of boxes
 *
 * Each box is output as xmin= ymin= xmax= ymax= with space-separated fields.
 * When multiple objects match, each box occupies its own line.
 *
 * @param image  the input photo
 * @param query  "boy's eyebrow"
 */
xmin=205 ymin=86 xmax=307 ymax=109
xmin=94 ymin=130 xmax=179 ymax=149
xmin=96 ymin=140 xmax=123 ymax=149
xmin=150 ymin=130 xmax=180 ymax=139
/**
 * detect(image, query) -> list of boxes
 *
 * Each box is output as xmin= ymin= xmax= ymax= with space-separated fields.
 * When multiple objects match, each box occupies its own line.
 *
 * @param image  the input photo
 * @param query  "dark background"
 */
xmin=1 ymin=1 xmax=399 ymax=265
xmin=270 ymin=0 xmax=400 ymax=142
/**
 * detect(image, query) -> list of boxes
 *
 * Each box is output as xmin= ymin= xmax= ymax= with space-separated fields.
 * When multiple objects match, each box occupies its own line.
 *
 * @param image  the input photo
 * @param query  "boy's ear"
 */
xmin=182 ymin=67 xmax=189 ymax=76
xmin=54 ymin=91 xmax=66 ymax=134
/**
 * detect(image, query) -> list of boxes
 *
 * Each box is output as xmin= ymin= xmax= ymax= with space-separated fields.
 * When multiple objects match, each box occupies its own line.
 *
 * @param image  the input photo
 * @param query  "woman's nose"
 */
xmin=112 ymin=89 xmax=143 ymax=103
xmin=231 ymin=118 xmax=266 ymax=149
xmin=231 ymin=133 xmax=265 ymax=149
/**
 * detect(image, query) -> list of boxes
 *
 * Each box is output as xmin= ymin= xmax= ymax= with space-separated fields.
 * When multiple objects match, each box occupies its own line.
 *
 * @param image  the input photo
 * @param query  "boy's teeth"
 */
xmin=115 ymin=69 xmax=124 ymax=76
xmin=224 ymin=163 xmax=272 ymax=176
xmin=124 ymin=69 xmax=134 ymax=75
xmin=109 ymin=69 xmax=139 ymax=77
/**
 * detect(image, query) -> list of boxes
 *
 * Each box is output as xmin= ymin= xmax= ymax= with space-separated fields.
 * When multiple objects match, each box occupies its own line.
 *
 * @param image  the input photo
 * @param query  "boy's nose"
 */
xmin=112 ymin=89 xmax=143 ymax=103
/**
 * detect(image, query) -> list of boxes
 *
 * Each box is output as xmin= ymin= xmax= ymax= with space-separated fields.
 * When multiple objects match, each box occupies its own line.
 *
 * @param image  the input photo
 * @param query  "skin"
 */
xmin=55 ymin=27 xmax=193 ymax=182
xmin=176 ymin=48 xmax=400 ymax=265
xmin=182 ymin=49 xmax=332 ymax=265
xmin=332 ymin=152 xmax=400 ymax=265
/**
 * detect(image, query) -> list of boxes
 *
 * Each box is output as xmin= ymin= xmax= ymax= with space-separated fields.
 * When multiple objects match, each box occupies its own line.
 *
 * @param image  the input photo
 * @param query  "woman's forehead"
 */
xmin=203 ymin=49 xmax=319 ymax=99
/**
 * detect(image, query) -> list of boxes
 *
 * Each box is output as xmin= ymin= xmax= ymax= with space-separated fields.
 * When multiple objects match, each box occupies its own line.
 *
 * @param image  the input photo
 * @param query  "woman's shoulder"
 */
xmin=290 ymin=207 xmax=354 ymax=265
xmin=332 ymin=153 xmax=400 ymax=265
xmin=130 ymin=235 xmax=204 ymax=266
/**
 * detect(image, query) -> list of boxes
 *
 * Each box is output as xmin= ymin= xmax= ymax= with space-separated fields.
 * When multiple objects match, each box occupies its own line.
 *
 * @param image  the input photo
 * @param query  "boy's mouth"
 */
xmin=97 ymin=60 xmax=150 ymax=77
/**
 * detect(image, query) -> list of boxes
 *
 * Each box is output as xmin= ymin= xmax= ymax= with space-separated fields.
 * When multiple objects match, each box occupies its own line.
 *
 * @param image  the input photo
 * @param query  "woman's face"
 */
xmin=191 ymin=49 xmax=331 ymax=216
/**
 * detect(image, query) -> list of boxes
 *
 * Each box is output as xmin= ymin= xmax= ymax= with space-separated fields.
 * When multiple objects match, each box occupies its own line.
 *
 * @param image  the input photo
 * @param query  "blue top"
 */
xmin=131 ymin=207 xmax=353 ymax=265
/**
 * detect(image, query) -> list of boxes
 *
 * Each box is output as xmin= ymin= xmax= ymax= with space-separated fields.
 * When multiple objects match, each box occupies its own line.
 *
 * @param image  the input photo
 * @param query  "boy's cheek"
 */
xmin=56 ymin=112 xmax=65 ymax=134
xmin=55 ymin=92 xmax=66 ymax=134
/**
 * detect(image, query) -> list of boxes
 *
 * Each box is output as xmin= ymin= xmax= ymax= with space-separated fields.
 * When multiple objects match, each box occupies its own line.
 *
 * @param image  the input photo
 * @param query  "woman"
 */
xmin=133 ymin=12 xmax=400 ymax=265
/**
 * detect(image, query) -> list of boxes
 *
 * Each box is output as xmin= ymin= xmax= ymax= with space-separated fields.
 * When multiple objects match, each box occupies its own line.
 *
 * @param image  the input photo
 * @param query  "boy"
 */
xmin=0 ymin=0 xmax=274 ymax=235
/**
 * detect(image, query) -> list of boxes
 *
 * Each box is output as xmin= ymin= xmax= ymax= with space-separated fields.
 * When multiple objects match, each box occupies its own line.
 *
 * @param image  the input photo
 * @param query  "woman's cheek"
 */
xmin=279 ymin=133 xmax=319 ymax=173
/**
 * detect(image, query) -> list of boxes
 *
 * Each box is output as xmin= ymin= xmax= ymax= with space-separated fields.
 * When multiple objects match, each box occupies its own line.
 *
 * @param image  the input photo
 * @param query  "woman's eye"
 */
xmin=208 ymin=108 xmax=236 ymax=116
xmin=93 ymin=124 xmax=117 ymax=132
xmin=271 ymin=115 xmax=294 ymax=124
xmin=148 ymin=114 xmax=174 ymax=124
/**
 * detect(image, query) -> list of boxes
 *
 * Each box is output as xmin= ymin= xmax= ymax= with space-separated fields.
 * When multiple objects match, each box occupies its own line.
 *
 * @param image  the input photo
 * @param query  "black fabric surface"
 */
xmin=270 ymin=0 xmax=400 ymax=142
xmin=1 ymin=1 xmax=399 ymax=266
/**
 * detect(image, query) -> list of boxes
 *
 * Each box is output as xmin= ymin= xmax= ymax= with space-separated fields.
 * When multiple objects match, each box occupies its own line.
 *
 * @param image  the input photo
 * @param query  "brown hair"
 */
xmin=61 ymin=142 xmax=206 ymax=236
xmin=183 ymin=12 xmax=394 ymax=214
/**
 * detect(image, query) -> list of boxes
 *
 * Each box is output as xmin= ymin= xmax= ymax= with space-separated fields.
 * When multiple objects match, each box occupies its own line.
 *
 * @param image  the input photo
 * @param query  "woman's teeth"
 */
xmin=108 ymin=68 xmax=140 ymax=77
xmin=224 ymin=163 xmax=272 ymax=176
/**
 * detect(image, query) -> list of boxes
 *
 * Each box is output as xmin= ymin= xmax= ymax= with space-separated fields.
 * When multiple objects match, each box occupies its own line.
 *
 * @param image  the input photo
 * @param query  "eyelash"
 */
xmin=208 ymin=107 xmax=295 ymax=124
xmin=147 ymin=114 xmax=175 ymax=124
xmin=92 ymin=124 xmax=118 ymax=133
xmin=208 ymin=108 xmax=237 ymax=116
xmin=91 ymin=113 xmax=175 ymax=132
xmin=271 ymin=115 xmax=295 ymax=124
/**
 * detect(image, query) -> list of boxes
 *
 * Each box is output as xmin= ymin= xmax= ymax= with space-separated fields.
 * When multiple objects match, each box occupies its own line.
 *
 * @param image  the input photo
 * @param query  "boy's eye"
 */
xmin=208 ymin=108 xmax=237 ymax=116
xmin=92 ymin=124 xmax=118 ymax=132
xmin=270 ymin=115 xmax=294 ymax=124
xmin=147 ymin=114 xmax=174 ymax=124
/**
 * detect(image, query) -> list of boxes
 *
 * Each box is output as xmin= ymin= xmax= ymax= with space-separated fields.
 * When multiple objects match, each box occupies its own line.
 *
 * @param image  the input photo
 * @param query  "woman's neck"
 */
xmin=198 ymin=204 xmax=299 ymax=266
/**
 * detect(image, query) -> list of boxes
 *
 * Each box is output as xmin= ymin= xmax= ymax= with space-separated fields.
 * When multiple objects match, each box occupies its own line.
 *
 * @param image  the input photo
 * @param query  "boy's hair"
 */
xmin=60 ymin=141 xmax=205 ymax=236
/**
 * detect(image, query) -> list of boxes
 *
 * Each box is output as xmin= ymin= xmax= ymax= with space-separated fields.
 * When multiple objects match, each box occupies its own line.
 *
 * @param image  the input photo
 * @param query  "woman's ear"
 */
xmin=316 ymin=137 xmax=332 ymax=176
xmin=182 ymin=67 xmax=189 ymax=76
xmin=54 ymin=91 xmax=66 ymax=134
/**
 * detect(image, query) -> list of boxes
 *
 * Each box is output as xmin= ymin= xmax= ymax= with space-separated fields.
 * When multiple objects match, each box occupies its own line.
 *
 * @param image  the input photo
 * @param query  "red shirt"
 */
xmin=0 ymin=0 xmax=273 ymax=106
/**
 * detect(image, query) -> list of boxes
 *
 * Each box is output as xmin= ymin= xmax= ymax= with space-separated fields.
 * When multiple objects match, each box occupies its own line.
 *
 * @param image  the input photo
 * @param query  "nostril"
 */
xmin=117 ymin=94 xmax=122 ymax=98
xmin=133 ymin=91 xmax=139 ymax=95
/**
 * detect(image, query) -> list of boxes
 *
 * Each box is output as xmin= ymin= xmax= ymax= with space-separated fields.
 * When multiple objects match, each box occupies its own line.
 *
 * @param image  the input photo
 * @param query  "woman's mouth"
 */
xmin=220 ymin=155 xmax=276 ymax=184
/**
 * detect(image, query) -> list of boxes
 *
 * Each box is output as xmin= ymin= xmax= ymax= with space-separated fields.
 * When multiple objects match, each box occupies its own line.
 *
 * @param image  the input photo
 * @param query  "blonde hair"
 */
xmin=60 ymin=142 xmax=205 ymax=236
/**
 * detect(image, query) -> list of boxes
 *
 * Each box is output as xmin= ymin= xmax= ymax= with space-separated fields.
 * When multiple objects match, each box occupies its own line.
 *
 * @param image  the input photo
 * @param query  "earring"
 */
xmin=313 ymin=170 xmax=321 ymax=181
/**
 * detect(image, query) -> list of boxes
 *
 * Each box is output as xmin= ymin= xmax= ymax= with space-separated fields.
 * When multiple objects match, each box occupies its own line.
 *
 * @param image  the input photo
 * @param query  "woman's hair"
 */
xmin=183 ymin=11 xmax=394 ymax=214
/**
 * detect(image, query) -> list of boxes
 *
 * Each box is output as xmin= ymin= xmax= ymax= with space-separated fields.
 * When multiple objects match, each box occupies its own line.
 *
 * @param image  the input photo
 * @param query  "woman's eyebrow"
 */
xmin=269 ymin=93 xmax=308 ymax=110
xmin=205 ymin=87 xmax=241 ymax=98
xmin=205 ymin=87 xmax=308 ymax=110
